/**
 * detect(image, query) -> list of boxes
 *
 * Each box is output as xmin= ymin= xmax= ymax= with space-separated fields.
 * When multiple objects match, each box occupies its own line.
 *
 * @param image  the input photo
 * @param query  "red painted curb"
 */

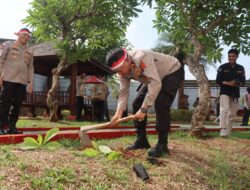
xmin=0 ymin=128 xmax=168 ymax=144
xmin=0 ymin=126 xmax=249 ymax=145
xmin=15 ymin=125 xmax=180 ymax=131
xmin=0 ymin=132 xmax=79 ymax=144
xmin=204 ymin=127 xmax=250 ymax=132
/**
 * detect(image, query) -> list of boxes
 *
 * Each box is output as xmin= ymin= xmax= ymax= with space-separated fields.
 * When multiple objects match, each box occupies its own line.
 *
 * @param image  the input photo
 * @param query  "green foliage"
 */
xmin=82 ymin=142 xmax=121 ymax=160
xmin=152 ymin=0 xmax=250 ymax=62
xmin=207 ymin=131 xmax=250 ymax=140
xmin=106 ymin=76 xmax=120 ymax=98
xmin=19 ymin=128 xmax=61 ymax=150
xmin=31 ymin=168 xmax=76 ymax=189
xmin=59 ymin=139 xmax=81 ymax=148
xmin=98 ymin=145 xmax=112 ymax=154
xmin=171 ymin=109 xmax=193 ymax=122
xmin=107 ymin=151 xmax=122 ymax=160
xmin=202 ymin=153 xmax=250 ymax=190
xmin=61 ymin=109 xmax=70 ymax=120
xmin=83 ymin=148 xmax=100 ymax=157
xmin=23 ymin=0 xmax=142 ymax=64
xmin=0 ymin=147 xmax=17 ymax=166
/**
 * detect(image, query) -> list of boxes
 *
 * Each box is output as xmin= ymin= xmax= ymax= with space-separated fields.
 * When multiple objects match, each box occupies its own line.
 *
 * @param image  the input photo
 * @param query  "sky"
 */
xmin=1 ymin=0 xmax=249 ymax=80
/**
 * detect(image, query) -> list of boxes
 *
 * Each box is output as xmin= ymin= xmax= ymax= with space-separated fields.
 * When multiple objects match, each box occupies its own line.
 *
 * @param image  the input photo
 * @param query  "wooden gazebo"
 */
xmin=23 ymin=41 xmax=114 ymax=116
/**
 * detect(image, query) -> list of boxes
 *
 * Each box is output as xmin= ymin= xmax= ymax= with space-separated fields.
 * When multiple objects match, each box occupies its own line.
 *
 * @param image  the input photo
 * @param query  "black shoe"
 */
xmin=240 ymin=124 xmax=248 ymax=126
xmin=0 ymin=129 xmax=6 ymax=135
xmin=126 ymin=138 xmax=151 ymax=150
xmin=7 ymin=128 xmax=23 ymax=134
xmin=148 ymin=143 xmax=169 ymax=157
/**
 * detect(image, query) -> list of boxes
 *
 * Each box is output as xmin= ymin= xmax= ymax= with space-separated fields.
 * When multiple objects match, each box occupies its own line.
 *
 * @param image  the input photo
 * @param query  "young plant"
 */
xmin=82 ymin=141 xmax=121 ymax=160
xmin=19 ymin=128 xmax=61 ymax=150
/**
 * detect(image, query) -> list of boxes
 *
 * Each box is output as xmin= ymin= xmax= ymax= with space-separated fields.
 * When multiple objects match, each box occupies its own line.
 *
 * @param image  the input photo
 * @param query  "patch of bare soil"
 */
xmin=1 ymin=137 xmax=250 ymax=190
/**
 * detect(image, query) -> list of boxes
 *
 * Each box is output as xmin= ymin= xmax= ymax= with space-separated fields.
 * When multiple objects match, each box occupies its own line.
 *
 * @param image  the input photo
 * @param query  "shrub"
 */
xmin=171 ymin=109 xmax=193 ymax=122
xmin=18 ymin=128 xmax=61 ymax=150
xmin=61 ymin=109 xmax=70 ymax=120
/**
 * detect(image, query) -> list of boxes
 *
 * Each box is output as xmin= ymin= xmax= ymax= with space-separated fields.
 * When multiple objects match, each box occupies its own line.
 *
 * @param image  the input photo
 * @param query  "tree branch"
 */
xmin=199 ymin=1 xmax=247 ymax=35
xmin=68 ymin=0 xmax=96 ymax=24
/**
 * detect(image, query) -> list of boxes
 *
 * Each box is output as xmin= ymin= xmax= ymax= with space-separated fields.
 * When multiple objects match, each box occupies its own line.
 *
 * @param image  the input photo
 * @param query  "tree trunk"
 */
xmin=178 ymin=80 xmax=186 ymax=109
xmin=185 ymin=56 xmax=211 ymax=137
xmin=174 ymin=48 xmax=186 ymax=109
xmin=47 ymin=58 xmax=68 ymax=122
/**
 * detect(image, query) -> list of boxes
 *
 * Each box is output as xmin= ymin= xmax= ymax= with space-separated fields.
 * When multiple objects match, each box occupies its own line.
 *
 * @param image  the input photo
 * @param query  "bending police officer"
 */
xmin=106 ymin=48 xmax=181 ymax=157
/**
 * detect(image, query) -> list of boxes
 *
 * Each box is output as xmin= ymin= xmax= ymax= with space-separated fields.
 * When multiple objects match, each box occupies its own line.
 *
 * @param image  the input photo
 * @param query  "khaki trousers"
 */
xmin=219 ymin=95 xmax=239 ymax=136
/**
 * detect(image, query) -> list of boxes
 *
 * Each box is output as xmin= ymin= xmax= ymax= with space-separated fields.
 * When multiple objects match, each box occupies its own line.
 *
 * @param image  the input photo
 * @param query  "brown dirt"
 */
xmin=0 ymin=137 xmax=250 ymax=190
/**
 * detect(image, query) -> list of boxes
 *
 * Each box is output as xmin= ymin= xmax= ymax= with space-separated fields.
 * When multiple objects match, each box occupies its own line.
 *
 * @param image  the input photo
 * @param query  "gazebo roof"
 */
xmin=32 ymin=41 xmax=114 ymax=76
xmin=0 ymin=38 xmax=14 ymax=44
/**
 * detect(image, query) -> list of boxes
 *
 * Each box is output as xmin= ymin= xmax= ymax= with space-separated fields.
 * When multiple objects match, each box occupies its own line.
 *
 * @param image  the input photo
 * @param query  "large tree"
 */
xmin=142 ymin=0 xmax=250 ymax=136
xmin=24 ymin=0 xmax=141 ymax=121
xmin=153 ymin=32 xmax=187 ymax=109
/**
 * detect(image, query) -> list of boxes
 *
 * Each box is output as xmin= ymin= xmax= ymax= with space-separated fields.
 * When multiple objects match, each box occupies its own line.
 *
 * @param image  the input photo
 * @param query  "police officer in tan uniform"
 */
xmin=106 ymin=48 xmax=181 ymax=157
xmin=76 ymin=73 xmax=86 ymax=121
xmin=0 ymin=28 xmax=34 ymax=135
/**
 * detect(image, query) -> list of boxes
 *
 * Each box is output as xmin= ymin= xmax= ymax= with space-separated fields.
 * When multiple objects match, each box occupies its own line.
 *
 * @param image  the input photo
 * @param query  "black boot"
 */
xmin=126 ymin=136 xmax=151 ymax=150
xmin=126 ymin=126 xmax=150 ymax=150
xmin=0 ymin=128 xmax=6 ymax=135
xmin=148 ymin=132 xmax=169 ymax=157
xmin=7 ymin=121 xmax=22 ymax=134
xmin=0 ymin=122 xmax=6 ymax=135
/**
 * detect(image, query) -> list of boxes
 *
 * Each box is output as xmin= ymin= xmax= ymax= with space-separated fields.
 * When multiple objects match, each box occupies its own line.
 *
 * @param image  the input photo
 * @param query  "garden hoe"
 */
xmin=79 ymin=115 xmax=135 ymax=148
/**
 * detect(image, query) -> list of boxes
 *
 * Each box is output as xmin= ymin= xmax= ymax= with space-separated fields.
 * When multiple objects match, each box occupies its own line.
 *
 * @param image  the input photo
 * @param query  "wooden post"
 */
xmin=70 ymin=63 xmax=77 ymax=115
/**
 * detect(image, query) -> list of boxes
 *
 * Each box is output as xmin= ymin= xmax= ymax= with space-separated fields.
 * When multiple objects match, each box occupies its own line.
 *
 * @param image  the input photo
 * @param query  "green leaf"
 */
xmin=92 ymin=141 xmax=98 ymax=150
xmin=43 ymin=128 xmax=59 ymax=144
xmin=19 ymin=140 xmax=40 ymax=150
xmin=43 ymin=141 xmax=61 ymax=150
xmin=37 ymin=134 xmax=43 ymax=145
xmin=23 ymin=137 xmax=39 ymax=145
xmin=82 ymin=148 xmax=100 ymax=157
xmin=98 ymin=145 xmax=112 ymax=154
xmin=107 ymin=151 xmax=121 ymax=160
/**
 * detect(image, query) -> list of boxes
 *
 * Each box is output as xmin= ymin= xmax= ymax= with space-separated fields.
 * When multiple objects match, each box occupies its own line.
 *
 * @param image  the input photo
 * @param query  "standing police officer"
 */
xmin=216 ymin=49 xmax=245 ymax=137
xmin=0 ymin=28 xmax=34 ymax=135
xmin=76 ymin=73 xmax=86 ymax=121
xmin=106 ymin=48 xmax=181 ymax=157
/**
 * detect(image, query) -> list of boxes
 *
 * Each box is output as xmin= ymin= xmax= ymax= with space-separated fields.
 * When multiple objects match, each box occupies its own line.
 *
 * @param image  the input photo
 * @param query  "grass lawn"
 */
xmin=16 ymin=118 xmax=99 ymax=128
xmin=0 ymin=131 xmax=250 ymax=190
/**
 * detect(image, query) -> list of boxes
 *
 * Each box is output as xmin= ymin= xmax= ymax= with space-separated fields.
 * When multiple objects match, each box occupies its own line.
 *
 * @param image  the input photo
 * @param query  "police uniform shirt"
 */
xmin=0 ymin=41 xmax=34 ymax=85
xmin=117 ymin=50 xmax=181 ymax=111
xmin=216 ymin=62 xmax=245 ymax=98
xmin=76 ymin=77 xmax=85 ymax=97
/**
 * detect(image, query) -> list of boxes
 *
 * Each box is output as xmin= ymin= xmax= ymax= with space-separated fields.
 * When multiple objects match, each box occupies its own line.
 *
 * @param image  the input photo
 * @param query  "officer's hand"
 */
xmin=110 ymin=114 xmax=120 ymax=127
xmin=225 ymin=80 xmax=236 ymax=86
xmin=135 ymin=109 xmax=146 ymax=121
xmin=0 ymin=78 xmax=2 ymax=88
xmin=27 ymin=83 xmax=33 ymax=93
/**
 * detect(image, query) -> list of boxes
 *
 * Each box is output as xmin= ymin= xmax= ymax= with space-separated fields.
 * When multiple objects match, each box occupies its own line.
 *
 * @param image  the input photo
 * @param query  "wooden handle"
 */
xmin=116 ymin=115 xmax=135 ymax=123
xmin=80 ymin=115 xmax=135 ymax=132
